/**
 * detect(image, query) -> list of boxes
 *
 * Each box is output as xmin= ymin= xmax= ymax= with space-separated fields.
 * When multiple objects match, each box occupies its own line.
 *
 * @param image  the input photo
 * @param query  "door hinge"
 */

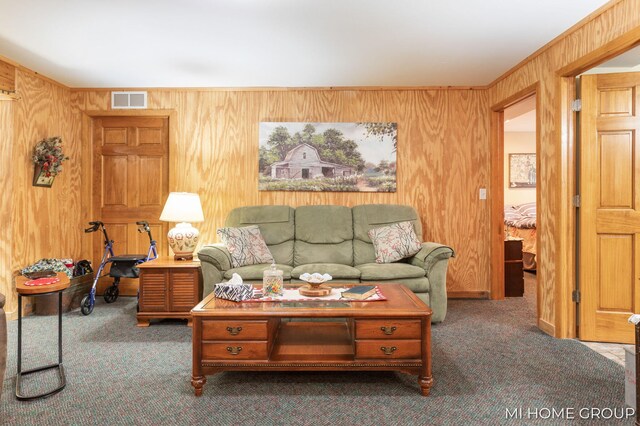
xmin=571 ymin=99 xmax=582 ymax=112
xmin=572 ymin=194 xmax=580 ymax=207
xmin=572 ymin=289 xmax=581 ymax=303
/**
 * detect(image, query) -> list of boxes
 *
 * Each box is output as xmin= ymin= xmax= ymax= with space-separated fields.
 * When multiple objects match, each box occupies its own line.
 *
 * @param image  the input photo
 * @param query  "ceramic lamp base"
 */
xmin=167 ymin=222 xmax=199 ymax=261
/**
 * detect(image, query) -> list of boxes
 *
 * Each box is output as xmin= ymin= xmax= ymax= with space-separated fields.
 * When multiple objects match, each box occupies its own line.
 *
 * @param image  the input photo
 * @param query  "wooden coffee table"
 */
xmin=190 ymin=283 xmax=433 ymax=396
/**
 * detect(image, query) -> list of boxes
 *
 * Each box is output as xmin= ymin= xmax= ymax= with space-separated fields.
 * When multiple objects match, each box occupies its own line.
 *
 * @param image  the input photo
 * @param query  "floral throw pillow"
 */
xmin=216 ymin=225 xmax=274 ymax=268
xmin=368 ymin=221 xmax=422 ymax=264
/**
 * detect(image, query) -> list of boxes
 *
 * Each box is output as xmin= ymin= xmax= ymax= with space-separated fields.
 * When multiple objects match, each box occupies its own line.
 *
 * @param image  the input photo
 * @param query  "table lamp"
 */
xmin=159 ymin=192 xmax=205 ymax=260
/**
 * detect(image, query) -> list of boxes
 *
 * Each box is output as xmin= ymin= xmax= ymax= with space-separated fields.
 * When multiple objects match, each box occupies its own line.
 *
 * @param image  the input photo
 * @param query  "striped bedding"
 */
xmin=504 ymin=202 xmax=536 ymax=229
xmin=504 ymin=202 xmax=537 ymax=270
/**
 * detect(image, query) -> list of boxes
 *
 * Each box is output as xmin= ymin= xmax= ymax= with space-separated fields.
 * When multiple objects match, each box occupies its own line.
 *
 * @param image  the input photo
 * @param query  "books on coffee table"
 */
xmin=341 ymin=285 xmax=376 ymax=300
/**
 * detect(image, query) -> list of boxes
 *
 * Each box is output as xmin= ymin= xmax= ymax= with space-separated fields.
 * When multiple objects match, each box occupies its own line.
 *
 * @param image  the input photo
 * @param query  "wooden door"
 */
xmin=580 ymin=72 xmax=640 ymax=343
xmin=93 ymin=116 xmax=169 ymax=295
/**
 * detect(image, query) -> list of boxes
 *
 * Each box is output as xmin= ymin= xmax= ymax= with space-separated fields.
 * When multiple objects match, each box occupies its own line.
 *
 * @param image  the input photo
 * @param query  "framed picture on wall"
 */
xmin=509 ymin=153 xmax=536 ymax=188
xmin=258 ymin=122 xmax=397 ymax=192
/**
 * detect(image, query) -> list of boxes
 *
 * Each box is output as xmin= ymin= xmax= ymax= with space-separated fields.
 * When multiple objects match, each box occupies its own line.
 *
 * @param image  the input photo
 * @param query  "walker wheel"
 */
xmin=104 ymin=285 xmax=119 ymax=303
xmin=81 ymin=295 xmax=94 ymax=316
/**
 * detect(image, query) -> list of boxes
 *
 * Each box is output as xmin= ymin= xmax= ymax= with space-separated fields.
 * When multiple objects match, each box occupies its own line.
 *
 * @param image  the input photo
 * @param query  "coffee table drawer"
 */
xmin=202 ymin=320 xmax=268 ymax=340
xmin=202 ymin=342 xmax=268 ymax=360
xmin=355 ymin=340 xmax=422 ymax=359
xmin=355 ymin=319 xmax=421 ymax=339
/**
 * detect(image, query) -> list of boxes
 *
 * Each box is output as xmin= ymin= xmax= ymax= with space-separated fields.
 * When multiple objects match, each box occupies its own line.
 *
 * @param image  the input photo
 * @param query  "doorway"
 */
xmin=503 ymin=96 xmax=539 ymax=314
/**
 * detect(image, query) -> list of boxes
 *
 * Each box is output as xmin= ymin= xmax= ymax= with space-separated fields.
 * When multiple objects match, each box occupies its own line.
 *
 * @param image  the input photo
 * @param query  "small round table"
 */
xmin=15 ymin=272 xmax=70 ymax=400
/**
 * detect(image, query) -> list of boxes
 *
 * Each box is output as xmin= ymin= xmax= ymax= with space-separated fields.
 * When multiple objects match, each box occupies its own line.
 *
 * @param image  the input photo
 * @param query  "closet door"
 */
xmin=92 ymin=116 xmax=169 ymax=295
xmin=579 ymin=73 xmax=640 ymax=343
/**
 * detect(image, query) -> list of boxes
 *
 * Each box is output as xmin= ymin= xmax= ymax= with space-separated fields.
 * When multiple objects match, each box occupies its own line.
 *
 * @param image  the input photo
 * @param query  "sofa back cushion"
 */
xmin=294 ymin=205 xmax=354 ymax=266
xmin=352 ymin=204 xmax=422 ymax=265
xmin=225 ymin=206 xmax=295 ymax=266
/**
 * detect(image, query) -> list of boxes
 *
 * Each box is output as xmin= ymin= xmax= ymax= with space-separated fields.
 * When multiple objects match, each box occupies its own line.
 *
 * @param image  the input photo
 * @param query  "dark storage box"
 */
xmin=34 ymin=273 xmax=94 ymax=315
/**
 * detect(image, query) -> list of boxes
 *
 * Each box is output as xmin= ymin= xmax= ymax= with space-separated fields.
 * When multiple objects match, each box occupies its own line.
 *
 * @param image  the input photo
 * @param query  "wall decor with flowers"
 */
xmin=32 ymin=136 xmax=69 ymax=188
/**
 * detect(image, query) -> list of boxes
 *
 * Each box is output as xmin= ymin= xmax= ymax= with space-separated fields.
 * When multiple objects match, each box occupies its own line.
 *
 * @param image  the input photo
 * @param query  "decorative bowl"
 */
xmin=298 ymin=273 xmax=333 ymax=297
xmin=299 ymin=273 xmax=332 ymax=285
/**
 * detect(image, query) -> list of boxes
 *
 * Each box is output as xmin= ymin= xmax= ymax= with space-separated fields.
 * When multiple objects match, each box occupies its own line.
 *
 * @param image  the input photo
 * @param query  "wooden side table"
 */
xmin=504 ymin=239 xmax=524 ymax=297
xmin=137 ymin=257 xmax=203 ymax=327
xmin=15 ymin=272 xmax=70 ymax=400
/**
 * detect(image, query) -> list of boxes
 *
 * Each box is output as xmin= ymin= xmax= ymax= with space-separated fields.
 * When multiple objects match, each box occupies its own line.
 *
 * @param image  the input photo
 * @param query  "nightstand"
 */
xmin=504 ymin=239 xmax=524 ymax=297
xmin=137 ymin=257 xmax=203 ymax=327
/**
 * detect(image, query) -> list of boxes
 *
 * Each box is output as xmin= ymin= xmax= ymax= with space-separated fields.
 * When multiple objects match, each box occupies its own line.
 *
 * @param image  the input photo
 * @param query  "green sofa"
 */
xmin=198 ymin=204 xmax=454 ymax=322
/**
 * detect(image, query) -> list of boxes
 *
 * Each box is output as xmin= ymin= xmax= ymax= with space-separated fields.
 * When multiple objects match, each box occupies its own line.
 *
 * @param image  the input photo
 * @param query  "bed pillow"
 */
xmin=217 ymin=225 xmax=274 ymax=268
xmin=515 ymin=202 xmax=536 ymax=218
xmin=368 ymin=221 xmax=422 ymax=264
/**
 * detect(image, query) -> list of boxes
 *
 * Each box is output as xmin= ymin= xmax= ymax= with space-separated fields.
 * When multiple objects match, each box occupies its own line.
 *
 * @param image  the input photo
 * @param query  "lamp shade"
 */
xmin=159 ymin=192 xmax=204 ymax=223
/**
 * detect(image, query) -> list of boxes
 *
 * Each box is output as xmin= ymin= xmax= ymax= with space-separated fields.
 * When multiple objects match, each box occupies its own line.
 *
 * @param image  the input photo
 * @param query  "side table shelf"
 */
xmin=137 ymin=257 xmax=203 ymax=327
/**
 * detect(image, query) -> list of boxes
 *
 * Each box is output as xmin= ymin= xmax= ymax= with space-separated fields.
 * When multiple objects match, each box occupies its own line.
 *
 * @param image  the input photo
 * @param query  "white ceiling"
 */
xmin=505 ymin=109 xmax=536 ymax=132
xmin=504 ymin=95 xmax=536 ymax=132
xmin=0 ymin=0 xmax=610 ymax=88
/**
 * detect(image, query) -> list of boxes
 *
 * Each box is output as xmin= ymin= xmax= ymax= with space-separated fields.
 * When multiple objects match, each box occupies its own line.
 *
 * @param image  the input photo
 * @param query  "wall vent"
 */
xmin=111 ymin=91 xmax=147 ymax=109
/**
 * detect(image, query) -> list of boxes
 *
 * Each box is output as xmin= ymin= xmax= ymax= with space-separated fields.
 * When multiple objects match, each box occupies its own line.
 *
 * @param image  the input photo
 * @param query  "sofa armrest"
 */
xmin=408 ymin=242 xmax=455 ymax=323
xmin=409 ymin=242 xmax=455 ymax=272
xmin=198 ymin=244 xmax=232 ymax=296
xmin=198 ymin=244 xmax=232 ymax=271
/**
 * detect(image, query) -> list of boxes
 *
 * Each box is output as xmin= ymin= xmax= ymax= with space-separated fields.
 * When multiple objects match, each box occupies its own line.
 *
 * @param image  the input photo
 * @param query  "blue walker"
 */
xmin=81 ymin=221 xmax=157 ymax=315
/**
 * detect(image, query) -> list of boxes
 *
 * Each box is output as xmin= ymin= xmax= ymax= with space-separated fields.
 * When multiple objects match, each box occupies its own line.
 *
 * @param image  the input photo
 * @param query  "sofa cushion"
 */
xmin=225 ymin=206 xmax=295 ymax=265
xmin=224 ymin=264 xmax=293 ymax=281
xmin=294 ymin=206 xmax=353 ymax=266
xmin=291 ymin=264 xmax=361 ymax=280
xmin=217 ymin=225 xmax=274 ymax=268
xmin=356 ymin=263 xmax=426 ymax=280
xmin=368 ymin=221 xmax=422 ymax=263
xmin=353 ymin=204 xmax=422 ymax=265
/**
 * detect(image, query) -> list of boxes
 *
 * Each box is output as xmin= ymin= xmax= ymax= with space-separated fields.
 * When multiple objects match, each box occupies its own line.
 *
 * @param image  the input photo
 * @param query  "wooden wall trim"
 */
xmin=488 ymin=0 xmax=625 ymax=88
xmin=84 ymin=109 xmax=175 ymax=117
xmin=71 ymin=86 xmax=488 ymax=92
xmin=557 ymin=26 xmax=640 ymax=77
xmin=555 ymin=77 xmax=577 ymax=339
xmin=489 ymin=109 xmax=505 ymax=300
xmin=448 ymin=291 xmax=490 ymax=299
xmin=0 ymin=54 xmax=69 ymax=91
xmin=538 ymin=318 xmax=556 ymax=337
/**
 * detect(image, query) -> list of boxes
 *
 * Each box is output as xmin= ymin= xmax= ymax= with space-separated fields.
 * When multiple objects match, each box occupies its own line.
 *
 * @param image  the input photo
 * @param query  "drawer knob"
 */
xmin=226 ymin=346 xmax=242 ymax=355
xmin=380 ymin=326 xmax=397 ymax=335
xmin=380 ymin=346 xmax=397 ymax=355
xmin=226 ymin=326 xmax=243 ymax=335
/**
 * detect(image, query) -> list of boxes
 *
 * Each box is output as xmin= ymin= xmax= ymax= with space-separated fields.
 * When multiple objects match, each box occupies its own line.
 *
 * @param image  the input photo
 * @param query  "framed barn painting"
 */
xmin=259 ymin=122 xmax=397 ymax=192
xmin=509 ymin=153 xmax=536 ymax=188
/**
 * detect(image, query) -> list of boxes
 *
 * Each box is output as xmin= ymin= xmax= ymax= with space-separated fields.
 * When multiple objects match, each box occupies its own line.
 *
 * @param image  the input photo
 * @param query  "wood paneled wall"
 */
xmin=0 ymin=70 xmax=80 ymax=315
xmin=0 ymin=96 xmax=14 ymax=315
xmin=488 ymin=0 xmax=640 ymax=336
xmin=4 ymin=0 xmax=640 ymax=335
xmin=71 ymin=89 xmax=491 ymax=296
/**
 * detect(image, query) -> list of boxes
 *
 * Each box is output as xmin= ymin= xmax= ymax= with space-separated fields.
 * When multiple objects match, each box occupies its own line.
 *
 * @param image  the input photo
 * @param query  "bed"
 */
xmin=504 ymin=202 xmax=537 ymax=271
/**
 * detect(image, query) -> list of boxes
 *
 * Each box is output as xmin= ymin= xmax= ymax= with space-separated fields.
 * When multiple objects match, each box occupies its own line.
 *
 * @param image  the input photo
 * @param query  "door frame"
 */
xmin=554 ymin=31 xmax=640 ymax=338
xmin=81 ymin=109 xmax=176 ymax=291
xmin=490 ymin=84 xmax=541 ymax=320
